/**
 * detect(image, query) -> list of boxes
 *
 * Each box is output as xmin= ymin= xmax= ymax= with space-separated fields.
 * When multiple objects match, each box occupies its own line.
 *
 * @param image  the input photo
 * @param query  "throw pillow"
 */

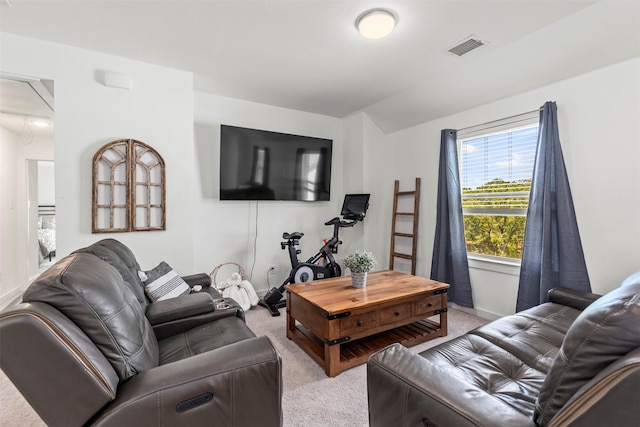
xmin=141 ymin=261 xmax=190 ymax=302
xmin=41 ymin=215 xmax=55 ymax=229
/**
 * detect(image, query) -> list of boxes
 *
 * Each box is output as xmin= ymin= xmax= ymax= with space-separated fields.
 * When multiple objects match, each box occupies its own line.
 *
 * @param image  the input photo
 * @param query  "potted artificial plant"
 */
xmin=342 ymin=250 xmax=377 ymax=288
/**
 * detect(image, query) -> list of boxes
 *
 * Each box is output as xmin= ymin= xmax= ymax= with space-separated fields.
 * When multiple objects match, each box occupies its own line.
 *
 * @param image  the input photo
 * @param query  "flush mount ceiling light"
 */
xmin=31 ymin=120 xmax=50 ymax=128
xmin=356 ymin=8 xmax=397 ymax=39
xmin=0 ymin=111 xmax=51 ymax=126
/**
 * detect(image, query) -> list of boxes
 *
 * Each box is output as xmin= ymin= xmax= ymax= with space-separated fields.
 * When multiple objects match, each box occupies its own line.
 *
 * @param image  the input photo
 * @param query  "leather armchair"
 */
xmin=1 ymin=249 xmax=282 ymax=426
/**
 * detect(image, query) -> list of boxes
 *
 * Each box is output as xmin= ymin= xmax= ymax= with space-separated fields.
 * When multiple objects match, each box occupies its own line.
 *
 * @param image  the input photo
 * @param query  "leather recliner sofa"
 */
xmin=72 ymin=238 xmax=246 ymax=339
xmin=0 ymin=239 xmax=283 ymax=427
xmin=367 ymin=273 xmax=640 ymax=427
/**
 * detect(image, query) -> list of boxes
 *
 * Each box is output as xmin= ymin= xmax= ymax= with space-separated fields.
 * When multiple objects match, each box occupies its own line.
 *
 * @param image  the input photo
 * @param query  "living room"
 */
xmin=0 ymin=0 xmax=638 ymax=319
xmin=0 ymin=1 xmax=639 ymax=426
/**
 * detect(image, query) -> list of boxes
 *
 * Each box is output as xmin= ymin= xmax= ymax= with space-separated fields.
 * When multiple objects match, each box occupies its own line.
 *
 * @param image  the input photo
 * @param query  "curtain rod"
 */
xmin=456 ymin=107 xmax=542 ymax=134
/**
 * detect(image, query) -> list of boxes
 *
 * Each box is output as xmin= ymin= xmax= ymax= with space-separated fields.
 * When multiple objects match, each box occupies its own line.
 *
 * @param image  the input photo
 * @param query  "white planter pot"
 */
xmin=351 ymin=272 xmax=368 ymax=288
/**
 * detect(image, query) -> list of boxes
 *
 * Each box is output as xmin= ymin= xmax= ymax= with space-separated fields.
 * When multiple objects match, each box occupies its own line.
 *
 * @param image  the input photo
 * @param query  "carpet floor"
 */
xmin=0 ymin=305 xmax=487 ymax=427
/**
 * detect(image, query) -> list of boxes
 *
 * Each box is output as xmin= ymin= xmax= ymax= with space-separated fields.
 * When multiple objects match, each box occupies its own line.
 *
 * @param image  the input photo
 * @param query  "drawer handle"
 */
xmin=357 ymin=321 xmax=364 ymax=327
xmin=427 ymin=303 xmax=432 ymax=307
xmin=395 ymin=311 xmax=400 ymax=316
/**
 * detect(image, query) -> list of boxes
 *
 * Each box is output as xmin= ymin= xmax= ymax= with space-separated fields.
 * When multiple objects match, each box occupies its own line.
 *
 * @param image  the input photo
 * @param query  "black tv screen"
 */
xmin=220 ymin=125 xmax=332 ymax=201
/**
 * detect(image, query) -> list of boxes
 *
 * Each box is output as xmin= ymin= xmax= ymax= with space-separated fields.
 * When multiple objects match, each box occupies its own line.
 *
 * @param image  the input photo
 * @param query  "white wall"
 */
xmin=367 ymin=57 xmax=640 ymax=318
xmin=3 ymin=32 xmax=637 ymax=317
xmin=1 ymin=33 xmax=370 ymax=298
xmin=0 ymin=124 xmax=54 ymax=301
xmin=193 ymin=93 xmax=371 ymax=293
xmin=343 ymin=112 xmax=390 ymax=271
xmin=0 ymin=127 xmax=20 ymax=300
xmin=37 ymin=161 xmax=55 ymax=205
xmin=1 ymin=33 xmax=196 ymax=282
xmin=341 ymin=113 xmax=383 ymax=260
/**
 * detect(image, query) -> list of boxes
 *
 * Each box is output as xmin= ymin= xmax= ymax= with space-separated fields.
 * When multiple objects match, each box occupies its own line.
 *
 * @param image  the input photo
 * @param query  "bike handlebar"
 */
xmin=324 ymin=217 xmax=358 ymax=227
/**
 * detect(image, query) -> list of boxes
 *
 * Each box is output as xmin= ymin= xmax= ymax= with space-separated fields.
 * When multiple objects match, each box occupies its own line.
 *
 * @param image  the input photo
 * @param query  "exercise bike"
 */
xmin=259 ymin=194 xmax=370 ymax=316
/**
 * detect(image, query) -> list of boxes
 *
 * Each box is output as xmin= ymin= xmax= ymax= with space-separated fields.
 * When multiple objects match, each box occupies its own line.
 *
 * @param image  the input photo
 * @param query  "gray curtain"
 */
xmin=431 ymin=129 xmax=474 ymax=308
xmin=516 ymin=102 xmax=591 ymax=312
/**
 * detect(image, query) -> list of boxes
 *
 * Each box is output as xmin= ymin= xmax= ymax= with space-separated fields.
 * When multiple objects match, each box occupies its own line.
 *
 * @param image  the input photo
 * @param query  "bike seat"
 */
xmin=283 ymin=232 xmax=304 ymax=240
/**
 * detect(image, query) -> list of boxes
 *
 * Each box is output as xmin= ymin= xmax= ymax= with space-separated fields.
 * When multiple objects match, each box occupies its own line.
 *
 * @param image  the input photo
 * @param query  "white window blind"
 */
xmin=459 ymin=124 xmax=538 ymax=216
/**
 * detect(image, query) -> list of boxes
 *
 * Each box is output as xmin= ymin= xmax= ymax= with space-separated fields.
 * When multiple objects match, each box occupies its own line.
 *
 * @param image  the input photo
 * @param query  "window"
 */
xmin=92 ymin=139 xmax=165 ymax=233
xmin=458 ymin=121 xmax=538 ymax=259
xmin=250 ymin=146 xmax=269 ymax=186
xmin=295 ymin=148 xmax=328 ymax=201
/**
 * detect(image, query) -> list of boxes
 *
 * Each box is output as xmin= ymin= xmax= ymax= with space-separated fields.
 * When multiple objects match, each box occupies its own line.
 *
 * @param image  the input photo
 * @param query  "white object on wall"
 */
xmin=103 ymin=71 xmax=132 ymax=90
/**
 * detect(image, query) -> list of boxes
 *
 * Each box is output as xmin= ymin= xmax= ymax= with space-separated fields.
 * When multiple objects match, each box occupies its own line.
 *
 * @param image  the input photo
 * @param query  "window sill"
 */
xmin=467 ymin=254 xmax=521 ymax=276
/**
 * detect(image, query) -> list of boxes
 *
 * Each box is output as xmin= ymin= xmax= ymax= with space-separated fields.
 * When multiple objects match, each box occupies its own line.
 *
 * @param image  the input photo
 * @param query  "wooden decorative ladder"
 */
xmin=389 ymin=178 xmax=421 ymax=275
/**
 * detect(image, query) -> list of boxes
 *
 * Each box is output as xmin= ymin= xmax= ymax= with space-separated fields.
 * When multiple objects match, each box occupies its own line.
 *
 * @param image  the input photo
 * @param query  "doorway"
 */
xmin=30 ymin=160 xmax=56 ymax=271
xmin=0 ymin=75 xmax=54 ymax=295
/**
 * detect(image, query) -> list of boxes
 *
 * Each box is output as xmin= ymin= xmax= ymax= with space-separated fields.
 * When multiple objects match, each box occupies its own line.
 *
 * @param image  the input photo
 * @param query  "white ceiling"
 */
xmin=0 ymin=76 xmax=54 ymax=139
xmin=1 ymin=0 xmax=639 ymax=133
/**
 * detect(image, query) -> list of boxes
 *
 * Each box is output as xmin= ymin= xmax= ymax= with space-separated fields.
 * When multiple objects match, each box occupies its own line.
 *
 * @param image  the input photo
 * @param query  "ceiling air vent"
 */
xmin=448 ymin=36 xmax=485 ymax=56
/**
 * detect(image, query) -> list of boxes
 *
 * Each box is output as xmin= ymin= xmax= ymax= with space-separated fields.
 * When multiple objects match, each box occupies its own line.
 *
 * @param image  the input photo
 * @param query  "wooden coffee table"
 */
xmin=285 ymin=270 xmax=449 ymax=377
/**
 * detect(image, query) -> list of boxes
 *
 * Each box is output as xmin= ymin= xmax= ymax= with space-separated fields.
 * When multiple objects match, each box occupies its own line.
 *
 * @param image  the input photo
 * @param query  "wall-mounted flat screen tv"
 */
xmin=220 ymin=125 xmax=333 ymax=201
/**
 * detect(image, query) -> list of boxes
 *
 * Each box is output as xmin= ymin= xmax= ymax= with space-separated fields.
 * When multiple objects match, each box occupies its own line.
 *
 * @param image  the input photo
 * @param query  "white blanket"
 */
xmin=215 ymin=272 xmax=259 ymax=311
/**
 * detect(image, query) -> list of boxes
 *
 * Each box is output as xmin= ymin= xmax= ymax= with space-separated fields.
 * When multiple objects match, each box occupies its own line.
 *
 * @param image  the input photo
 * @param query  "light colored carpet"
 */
xmin=0 ymin=306 xmax=487 ymax=427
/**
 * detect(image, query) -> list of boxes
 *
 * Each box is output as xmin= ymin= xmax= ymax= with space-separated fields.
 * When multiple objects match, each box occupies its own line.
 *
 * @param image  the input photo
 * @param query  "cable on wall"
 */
xmin=249 ymin=200 xmax=259 ymax=280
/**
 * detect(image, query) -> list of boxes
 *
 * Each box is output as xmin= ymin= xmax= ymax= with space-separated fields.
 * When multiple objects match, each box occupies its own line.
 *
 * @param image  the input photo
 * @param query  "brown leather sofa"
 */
xmin=0 ymin=239 xmax=283 ymax=427
xmin=367 ymin=273 xmax=640 ymax=427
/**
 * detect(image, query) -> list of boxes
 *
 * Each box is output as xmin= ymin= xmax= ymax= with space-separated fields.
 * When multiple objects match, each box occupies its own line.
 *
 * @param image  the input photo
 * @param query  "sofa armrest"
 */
xmin=181 ymin=273 xmax=212 ymax=288
xmin=145 ymin=292 xmax=214 ymax=325
xmin=547 ymin=287 xmax=601 ymax=310
xmin=91 ymin=336 xmax=283 ymax=427
xmin=0 ymin=302 xmax=119 ymax=427
xmin=548 ymin=348 xmax=640 ymax=427
xmin=367 ymin=344 xmax=535 ymax=427
xmin=150 ymin=297 xmax=245 ymax=340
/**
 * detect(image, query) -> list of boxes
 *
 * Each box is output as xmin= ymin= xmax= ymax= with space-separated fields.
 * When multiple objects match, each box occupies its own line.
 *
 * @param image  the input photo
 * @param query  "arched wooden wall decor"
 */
xmin=92 ymin=139 xmax=166 ymax=233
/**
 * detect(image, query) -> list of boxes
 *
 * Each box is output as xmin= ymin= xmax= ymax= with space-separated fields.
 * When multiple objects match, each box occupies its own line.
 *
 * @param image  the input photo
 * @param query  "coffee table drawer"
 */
xmin=340 ymin=311 xmax=378 ymax=335
xmin=380 ymin=302 xmax=412 ymax=325
xmin=415 ymin=295 xmax=443 ymax=315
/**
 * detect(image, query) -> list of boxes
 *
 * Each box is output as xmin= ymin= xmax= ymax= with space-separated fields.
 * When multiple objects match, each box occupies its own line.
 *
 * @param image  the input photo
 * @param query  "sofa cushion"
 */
xmin=471 ymin=302 xmax=581 ymax=373
xmin=141 ymin=261 xmax=191 ymax=301
xmin=417 ymin=333 xmax=547 ymax=419
xmin=534 ymin=274 xmax=640 ymax=426
xmin=158 ymin=316 xmax=256 ymax=365
xmin=23 ymin=253 xmax=159 ymax=381
xmin=74 ymin=238 xmax=148 ymax=309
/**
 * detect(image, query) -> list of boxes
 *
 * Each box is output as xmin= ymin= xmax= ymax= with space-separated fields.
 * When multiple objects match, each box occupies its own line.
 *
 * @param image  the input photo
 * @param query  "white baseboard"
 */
xmin=449 ymin=302 xmax=502 ymax=321
xmin=0 ymin=287 xmax=24 ymax=310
